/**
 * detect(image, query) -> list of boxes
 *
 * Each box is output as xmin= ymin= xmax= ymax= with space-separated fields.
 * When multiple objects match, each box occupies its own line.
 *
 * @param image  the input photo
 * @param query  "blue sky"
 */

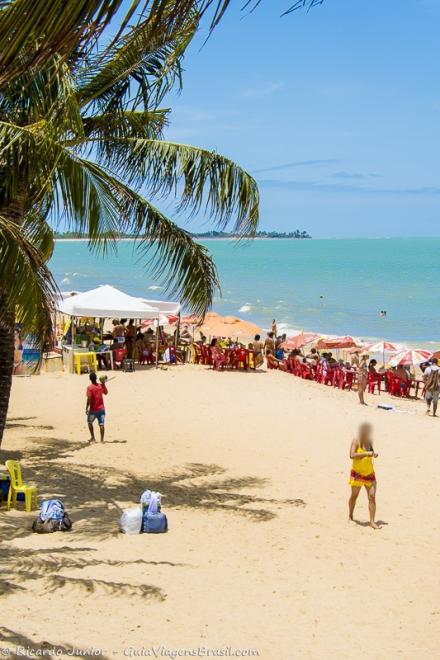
xmin=157 ymin=0 xmax=440 ymax=237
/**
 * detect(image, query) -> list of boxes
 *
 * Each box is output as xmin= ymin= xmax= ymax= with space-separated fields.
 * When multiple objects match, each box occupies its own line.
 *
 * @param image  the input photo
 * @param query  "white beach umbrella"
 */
xmin=389 ymin=349 xmax=432 ymax=367
xmin=368 ymin=341 xmax=400 ymax=365
xmin=369 ymin=341 xmax=398 ymax=353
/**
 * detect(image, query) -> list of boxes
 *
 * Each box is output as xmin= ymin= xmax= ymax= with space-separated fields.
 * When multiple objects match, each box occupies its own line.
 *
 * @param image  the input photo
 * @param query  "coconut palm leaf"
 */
xmin=81 ymin=109 xmax=169 ymax=158
xmin=54 ymin=157 xmax=220 ymax=315
xmin=101 ymin=138 xmax=260 ymax=235
xmin=0 ymin=214 xmax=56 ymax=343
xmin=281 ymin=0 xmax=325 ymax=16
xmin=52 ymin=151 xmax=123 ymax=255
xmin=124 ymin=191 xmax=221 ymax=316
xmin=77 ymin=3 xmax=198 ymax=113
xmin=0 ymin=0 xmax=124 ymax=87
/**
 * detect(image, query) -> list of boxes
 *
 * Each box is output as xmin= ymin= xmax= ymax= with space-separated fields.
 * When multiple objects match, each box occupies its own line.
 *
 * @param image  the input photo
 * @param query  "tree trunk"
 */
xmin=0 ymin=295 xmax=14 ymax=448
xmin=0 ymin=186 xmax=30 ymax=448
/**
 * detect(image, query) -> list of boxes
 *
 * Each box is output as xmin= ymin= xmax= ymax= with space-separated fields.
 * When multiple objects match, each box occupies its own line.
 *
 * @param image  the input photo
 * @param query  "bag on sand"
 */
xmin=120 ymin=507 xmax=143 ymax=534
xmin=141 ymin=491 xmax=168 ymax=534
xmin=32 ymin=499 xmax=72 ymax=533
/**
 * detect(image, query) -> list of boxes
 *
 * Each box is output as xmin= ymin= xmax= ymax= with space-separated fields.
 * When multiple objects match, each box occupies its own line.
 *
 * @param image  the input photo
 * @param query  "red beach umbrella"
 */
xmin=316 ymin=336 xmax=363 ymax=350
xmin=389 ymin=349 xmax=432 ymax=367
xmin=280 ymin=332 xmax=320 ymax=351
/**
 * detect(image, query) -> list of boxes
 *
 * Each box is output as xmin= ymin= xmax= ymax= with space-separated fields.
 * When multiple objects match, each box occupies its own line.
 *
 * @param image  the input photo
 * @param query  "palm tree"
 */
xmin=0 ymin=0 xmax=323 ymax=444
xmin=0 ymin=0 xmax=261 ymax=444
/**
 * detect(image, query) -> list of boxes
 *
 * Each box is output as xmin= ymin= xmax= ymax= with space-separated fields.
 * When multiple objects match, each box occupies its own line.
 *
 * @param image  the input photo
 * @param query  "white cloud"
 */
xmin=241 ymin=81 xmax=285 ymax=99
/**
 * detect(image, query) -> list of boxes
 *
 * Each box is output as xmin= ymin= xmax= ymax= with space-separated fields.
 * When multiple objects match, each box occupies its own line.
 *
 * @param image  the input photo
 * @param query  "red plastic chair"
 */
xmin=212 ymin=348 xmax=227 ymax=370
xmin=315 ymin=363 xmax=324 ymax=383
xmin=192 ymin=344 xmax=203 ymax=364
xmin=323 ymin=366 xmax=333 ymax=386
xmin=286 ymin=357 xmax=296 ymax=374
xmin=138 ymin=348 xmax=155 ymax=365
xmin=201 ymin=345 xmax=213 ymax=366
xmin=300 ymin=363 xmax=314 ymax=380
xmin=384 ymin=371 xmax=394 ymax=393
xmin=340 ymin=370 xmax=355 ymax=391
xmin=232 ymin=348 xmax=249 ymax=370
xmin=387 ymin=374 xmax=409 ymax=397
xmin=113 ymin=347 xmax=127 ymax=369
xmin=266 ymin=354 xmax=279 ymax=370
xmin=367 ymin=373 xmax=381 ymax=395
xmin=331 ymin=368 xmax=341 ymax=387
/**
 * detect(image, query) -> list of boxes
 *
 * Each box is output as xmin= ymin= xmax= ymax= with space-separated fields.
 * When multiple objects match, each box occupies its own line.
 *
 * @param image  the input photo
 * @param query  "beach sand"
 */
xmin=1 ymin=366 xmax=439 ymax=659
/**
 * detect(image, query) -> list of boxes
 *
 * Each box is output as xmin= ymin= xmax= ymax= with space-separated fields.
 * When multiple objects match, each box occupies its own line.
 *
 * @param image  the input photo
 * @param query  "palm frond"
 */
xmin=0 ymin=0 xmax=125 ymax=87
xmin=77 ymin=0 xmax=198 ymax=112
xmin=22 ymin=210 xmax=54 ymax=263
xmin=0 ymin=214 xmax=57 ymax=347
xmin=52 ymin=151 xmax=121 ymax=252
xmin=54 ymin=159 xmax=220 ymax=315
xmin=101 ymin=138 xmax=260 ymax=235
xmin=281 ymin=0 xmax=325 ymax=16
xmin=129 ymin=193 xmax=221 ymax=316
xmin=81 ymin=109 xmax=169 ymax=145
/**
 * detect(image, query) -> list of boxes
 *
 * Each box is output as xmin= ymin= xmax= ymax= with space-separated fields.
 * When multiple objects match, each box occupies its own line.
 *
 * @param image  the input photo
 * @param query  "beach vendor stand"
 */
xmin=56 ymin=285 xmax=180 ymax=373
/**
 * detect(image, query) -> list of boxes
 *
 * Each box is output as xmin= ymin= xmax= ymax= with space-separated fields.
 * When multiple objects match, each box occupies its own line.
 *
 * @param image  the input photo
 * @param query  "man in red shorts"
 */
xmin=85 ymin=372 xmax=108 ymax=442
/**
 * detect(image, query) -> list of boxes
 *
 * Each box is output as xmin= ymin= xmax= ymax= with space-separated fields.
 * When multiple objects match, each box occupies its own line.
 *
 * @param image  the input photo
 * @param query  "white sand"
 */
xmin=1 ymin=366 xmax=439 ymax=659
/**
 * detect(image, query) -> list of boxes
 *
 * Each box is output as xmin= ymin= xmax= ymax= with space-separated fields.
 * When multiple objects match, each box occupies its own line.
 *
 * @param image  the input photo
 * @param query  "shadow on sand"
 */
xmin=0 ymin=430 xmax=305 ymax=621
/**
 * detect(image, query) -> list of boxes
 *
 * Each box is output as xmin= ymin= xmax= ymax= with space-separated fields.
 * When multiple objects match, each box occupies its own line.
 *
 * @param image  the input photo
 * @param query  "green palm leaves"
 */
xmin=0 ymin=0 xmax=261 ymax=338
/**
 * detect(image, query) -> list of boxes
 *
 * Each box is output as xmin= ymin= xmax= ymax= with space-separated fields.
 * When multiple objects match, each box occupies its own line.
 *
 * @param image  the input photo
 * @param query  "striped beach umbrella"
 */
xmin=369 ymin=341 xmax=398 ymax=353
xmin=368 ymin=341 xmax=400 ymax=365
xmin=389 ymin=349 xmax=432 ymax=367
xmin=280 ymin=332 xmax=320 ymax=351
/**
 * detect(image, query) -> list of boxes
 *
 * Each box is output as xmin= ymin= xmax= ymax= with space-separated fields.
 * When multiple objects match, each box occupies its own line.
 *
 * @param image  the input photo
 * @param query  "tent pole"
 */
xmin=155 ymin=322 xmax=159 ymax=369
xmin=71 ymin=316 xmax=75 ymax=374
xmin=175 ymin=312 xmax=181 ymax=348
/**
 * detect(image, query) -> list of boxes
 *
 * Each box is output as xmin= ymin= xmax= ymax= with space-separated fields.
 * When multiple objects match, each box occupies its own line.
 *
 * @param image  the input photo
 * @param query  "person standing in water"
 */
xmin=348 ymin=423 xmax=379 ymax=529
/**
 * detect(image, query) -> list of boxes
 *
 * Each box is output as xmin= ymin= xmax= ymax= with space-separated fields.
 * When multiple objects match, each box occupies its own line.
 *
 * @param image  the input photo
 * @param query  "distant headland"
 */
xmin=54 ymin=229 xmax=312 ymax=240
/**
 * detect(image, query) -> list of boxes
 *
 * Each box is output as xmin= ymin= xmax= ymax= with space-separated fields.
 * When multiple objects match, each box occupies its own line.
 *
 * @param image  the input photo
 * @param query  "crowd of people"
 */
xmin=257 ymin=324 xmax=439 ymax=410
xmin=61 ymin=314 xmax=440 ymax=415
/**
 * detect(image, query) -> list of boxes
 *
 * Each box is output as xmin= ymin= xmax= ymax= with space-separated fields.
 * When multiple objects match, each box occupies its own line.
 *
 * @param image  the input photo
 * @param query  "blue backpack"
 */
xmin=141 ymin=492 xmax=168 ymax=534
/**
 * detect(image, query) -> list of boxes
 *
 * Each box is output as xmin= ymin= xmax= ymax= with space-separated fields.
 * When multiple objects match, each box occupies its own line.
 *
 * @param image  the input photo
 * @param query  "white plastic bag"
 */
xmin=119 ymin=507 xmax=143 ymax=534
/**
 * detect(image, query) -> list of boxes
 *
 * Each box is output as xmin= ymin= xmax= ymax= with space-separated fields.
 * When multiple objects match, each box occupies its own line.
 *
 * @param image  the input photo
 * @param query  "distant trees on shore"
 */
xmin=54 ymin=229 xmax=312 ymax=239
xmin=191 ymin=230 xmax=312 ymax=239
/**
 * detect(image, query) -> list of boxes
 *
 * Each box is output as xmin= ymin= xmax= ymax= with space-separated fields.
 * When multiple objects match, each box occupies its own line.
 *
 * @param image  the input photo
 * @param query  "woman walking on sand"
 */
xmin=348 ymin=423 xmax=379 ymax=529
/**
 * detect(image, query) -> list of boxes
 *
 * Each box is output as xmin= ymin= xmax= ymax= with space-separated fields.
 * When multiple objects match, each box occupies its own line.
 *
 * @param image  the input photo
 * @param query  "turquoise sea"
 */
xmin=50 ymin=238 xmax=439 ymax=345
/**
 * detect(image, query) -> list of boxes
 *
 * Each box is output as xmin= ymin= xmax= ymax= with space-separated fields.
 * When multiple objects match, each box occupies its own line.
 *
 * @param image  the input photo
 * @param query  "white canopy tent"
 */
xmin=57 ymin=284 xmax=181 ymax=319
xmin=56 ymin=285 xmax=181 ymax=371
xmin=140 ymin=298 xmax=181 ymax=316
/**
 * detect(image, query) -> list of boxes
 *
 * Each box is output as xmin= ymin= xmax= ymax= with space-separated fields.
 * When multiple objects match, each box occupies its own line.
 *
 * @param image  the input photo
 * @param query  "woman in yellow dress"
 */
xmin=348 ymin=423 xmax=379 ymax=529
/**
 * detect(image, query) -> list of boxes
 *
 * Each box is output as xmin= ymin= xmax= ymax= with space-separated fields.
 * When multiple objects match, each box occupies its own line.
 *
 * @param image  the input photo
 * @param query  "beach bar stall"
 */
xmin=56 ymin=285 xmax=180 ymax=373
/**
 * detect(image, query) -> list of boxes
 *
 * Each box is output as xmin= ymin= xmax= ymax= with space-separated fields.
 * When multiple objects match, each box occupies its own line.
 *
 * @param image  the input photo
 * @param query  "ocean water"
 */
xmin=50 ymin=238 xmax=439 ymax=344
